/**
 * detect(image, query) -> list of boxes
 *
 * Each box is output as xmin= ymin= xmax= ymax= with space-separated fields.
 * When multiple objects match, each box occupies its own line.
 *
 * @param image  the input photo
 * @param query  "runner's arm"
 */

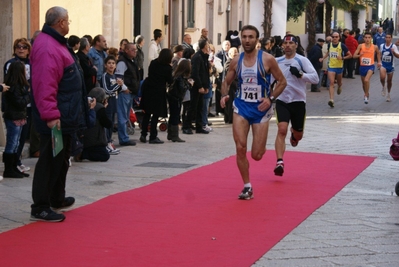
xmin=352 ymin=44 xmax=362 ymax=59
xmin=375 ymin=45 xmax=382 ymax=66
xmin=392 ymin=45 xmax=399 ymax=58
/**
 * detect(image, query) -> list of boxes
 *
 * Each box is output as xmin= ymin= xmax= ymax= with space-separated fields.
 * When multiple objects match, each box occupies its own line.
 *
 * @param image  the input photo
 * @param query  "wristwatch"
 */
xmin=269 ymin=95 xmax=275 ymax=102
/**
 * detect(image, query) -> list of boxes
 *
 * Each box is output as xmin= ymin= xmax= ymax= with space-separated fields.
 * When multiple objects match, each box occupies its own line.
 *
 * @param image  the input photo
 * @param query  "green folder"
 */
xmin=51 ymin=125 xmax=63 ymax=157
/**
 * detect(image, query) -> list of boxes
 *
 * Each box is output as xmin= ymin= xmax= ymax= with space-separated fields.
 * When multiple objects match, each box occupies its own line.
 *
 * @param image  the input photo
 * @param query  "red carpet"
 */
xmin=0 ymin=151 xmax=374 ymax=267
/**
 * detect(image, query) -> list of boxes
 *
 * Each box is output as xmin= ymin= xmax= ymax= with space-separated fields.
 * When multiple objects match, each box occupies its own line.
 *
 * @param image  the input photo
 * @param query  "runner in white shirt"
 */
xmin=273 ymin=34 xmax=319 ymax=176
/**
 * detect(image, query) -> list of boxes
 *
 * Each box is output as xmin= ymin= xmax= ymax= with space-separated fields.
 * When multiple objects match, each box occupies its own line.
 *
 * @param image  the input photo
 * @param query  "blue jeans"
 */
xmin=117 ymin=92 xmax=133 ymax=144
xmin=202 ymin=97 xmax=211 ymax=126
xmin=4 ymin=119 xmax=23 ymax=153
xmin=319 ymin=70 xmax=330 ymax=88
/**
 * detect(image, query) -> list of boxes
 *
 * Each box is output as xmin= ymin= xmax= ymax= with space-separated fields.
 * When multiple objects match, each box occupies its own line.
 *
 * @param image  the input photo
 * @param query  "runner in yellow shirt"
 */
xmin=323 ymin=32 xmax=352 ymax=108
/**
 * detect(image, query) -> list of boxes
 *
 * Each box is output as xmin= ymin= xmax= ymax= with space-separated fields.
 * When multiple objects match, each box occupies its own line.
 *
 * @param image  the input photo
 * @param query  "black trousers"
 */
xmin=224 ymin=85 xmax=236 ymax=123
xmin=141 ymin=112 xmax=161 ymax=140
xmin=82 ymin=145 xmax=110 ymax=162
xmin=311 ymin=67 xmax=321 ymax=91
xmin=182 ymin=101 xmax=190 ymax=125
xmin=168 ymin=97 xmax=181 ymax=126
xmin=346 ymin=58 xmax=355 ymax=78
xmin=31 ymin=133 xmax=71 ymax=212
xmin=355 ymin=58 xmax=360 ymax=75
xmin=184 ymin=87 xmax=203 ymax=130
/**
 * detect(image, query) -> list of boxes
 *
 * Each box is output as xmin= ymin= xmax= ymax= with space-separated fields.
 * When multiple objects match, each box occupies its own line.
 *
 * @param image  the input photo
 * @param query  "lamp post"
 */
xmin=226 ymin=0 xmax=231 ymax=32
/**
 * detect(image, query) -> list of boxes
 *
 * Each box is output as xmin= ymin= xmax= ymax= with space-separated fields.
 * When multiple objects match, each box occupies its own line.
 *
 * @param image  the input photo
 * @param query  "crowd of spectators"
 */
xmin=4 ymin=8 xmax=395 ymax=178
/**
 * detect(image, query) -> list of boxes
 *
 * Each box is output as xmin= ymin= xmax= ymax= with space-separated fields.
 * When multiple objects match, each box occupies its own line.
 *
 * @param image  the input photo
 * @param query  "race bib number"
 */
xmin=361 ymin=57 xmax=372 ymax=65
xmin=382 ymin=55 xmax=392 ymax=63
xmin=241 ymin=84 xmax=261 ymax=102
xmin=330 ymin=51 xmax=338 ymax=59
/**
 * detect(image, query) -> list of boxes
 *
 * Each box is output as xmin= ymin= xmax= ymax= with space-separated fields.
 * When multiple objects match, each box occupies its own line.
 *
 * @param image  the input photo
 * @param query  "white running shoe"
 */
xmin=17 ymin=164 xmax=30 ymax=172
xmin=381 ymin=87 xmax=386 ymax=97
xmin=364 ymin=96 xmax=369 ymax=104
xmin=106 ymin=144 xmax=120 ymax=155
xmin=109 ymin=142 xmax=120 ymax=152
xmin=203 ymin=125 xmax=213 ymax=132
xmin=386 ymin=93 xmax=391 ymax=102
xmin=0 ymin=175 xmax=3 ymax=182
xmin=108 ymin=143 xmax=120 ymax=153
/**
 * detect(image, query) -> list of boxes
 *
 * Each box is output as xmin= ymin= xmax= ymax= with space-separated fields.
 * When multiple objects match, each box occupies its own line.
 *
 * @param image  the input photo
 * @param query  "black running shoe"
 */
xmin=238 ymin=187 xmax=253 ymax=200
xmin=290 ymin=132 xmax=298 ymax=147
xmin=51 ymin=197 xmax=75 ymax=212
xmin=274 ymin=162 xmax=284 ymax=176
xmin=30 ymin=209 xmax=65 ymax=222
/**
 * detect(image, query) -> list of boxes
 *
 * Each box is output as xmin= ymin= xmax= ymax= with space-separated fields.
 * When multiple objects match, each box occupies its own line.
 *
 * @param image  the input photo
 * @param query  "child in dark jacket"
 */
xmin=76 ymin=87 xmax=113 ymax=162
xmin=2 ymin=61 xmax=31 ymax=178
xmin=100 ymin=56 xmax=122 ymax=154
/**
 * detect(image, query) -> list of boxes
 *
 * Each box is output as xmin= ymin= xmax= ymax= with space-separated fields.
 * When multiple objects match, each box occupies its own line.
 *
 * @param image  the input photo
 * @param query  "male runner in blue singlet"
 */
xmin=379 ymin=33 xmax=399 ymax=102
xmin=220 ymin=25 xmax=287 ymax=200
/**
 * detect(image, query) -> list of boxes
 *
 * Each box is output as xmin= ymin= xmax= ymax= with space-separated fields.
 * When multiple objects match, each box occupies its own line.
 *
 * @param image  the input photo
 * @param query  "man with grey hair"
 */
xmin=181 ymin=34 xmax=193 ymax=49
xmin=77 ymin=37 xmax=98 ymax=92
xmin=115 ymin=43 xmax=140 ymax=146
xmin=135 ymin=35 xmax=145 ymax=80
xmin=30 ymin=6 xmax=89 ymax=222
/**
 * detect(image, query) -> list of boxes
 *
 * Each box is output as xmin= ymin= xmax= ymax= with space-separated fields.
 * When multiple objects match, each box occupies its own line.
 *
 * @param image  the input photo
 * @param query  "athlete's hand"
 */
xmin=289 ymin=66 xmax=302 ymax=78
xmin=257 ymin=97 xmax=272 ymax=112
xmin=1 ymin=83 xmax=9 ymax=92
xmin=47 ymin=119 xmax=60 ymax=130
xmin=220 ymin=95 xmax=229 ymax=108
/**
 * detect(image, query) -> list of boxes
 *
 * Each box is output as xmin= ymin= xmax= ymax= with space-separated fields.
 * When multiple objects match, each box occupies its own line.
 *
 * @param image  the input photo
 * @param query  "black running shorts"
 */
xmin=275 ymin=100 xmax=306 ymax=132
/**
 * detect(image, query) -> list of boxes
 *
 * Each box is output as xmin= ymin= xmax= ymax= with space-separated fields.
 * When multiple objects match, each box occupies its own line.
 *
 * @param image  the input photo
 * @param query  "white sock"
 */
xmin=244 ymin=183 xmax=251 ymax=188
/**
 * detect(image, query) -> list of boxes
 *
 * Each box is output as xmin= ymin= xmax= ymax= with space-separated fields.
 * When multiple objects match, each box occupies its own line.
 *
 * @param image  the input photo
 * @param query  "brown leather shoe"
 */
xmin=30 ymin=151 xmax=40 ymax=158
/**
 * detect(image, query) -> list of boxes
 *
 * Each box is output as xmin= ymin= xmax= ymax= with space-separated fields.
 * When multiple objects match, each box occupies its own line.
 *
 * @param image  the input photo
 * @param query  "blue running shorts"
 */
xmin=382 ymin=65 xmax=394 ymax=74
xmin=327 ymin=67 xmax=343 ymax=75
xmin=359 ymin=65 xmax=375 ymax=76
xmin=233 ymin=98 xmax=274 ymax=125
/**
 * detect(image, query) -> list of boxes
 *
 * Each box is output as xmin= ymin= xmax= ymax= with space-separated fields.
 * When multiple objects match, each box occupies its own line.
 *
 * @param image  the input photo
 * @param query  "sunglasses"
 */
xmin=332 ymin=36 xmax=339 ymax=38
xmin=16 ymin=45 xmax=28 ymax=50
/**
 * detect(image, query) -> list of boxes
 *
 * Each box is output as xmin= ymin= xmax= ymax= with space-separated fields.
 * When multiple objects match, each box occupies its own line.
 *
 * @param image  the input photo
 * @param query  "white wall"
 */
xmin=271 ymin=0 xmax=287 ymax=36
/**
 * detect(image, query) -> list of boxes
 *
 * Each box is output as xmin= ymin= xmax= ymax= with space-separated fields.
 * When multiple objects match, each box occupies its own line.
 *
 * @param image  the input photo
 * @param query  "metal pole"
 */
xmin=226 ymin=0 xmax=231 ymax=32
xmin=333 ymin=6 xmax=337 ymax=30
xmin=182 ymin=0 xmax=185 ymax=41
xmin=27 ymin=0 xmax=31 ymax=39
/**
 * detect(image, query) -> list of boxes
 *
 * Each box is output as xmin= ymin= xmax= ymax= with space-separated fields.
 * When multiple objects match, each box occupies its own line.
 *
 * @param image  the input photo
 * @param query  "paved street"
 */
xmin=1 ymin=61 xmax=399 ymax=266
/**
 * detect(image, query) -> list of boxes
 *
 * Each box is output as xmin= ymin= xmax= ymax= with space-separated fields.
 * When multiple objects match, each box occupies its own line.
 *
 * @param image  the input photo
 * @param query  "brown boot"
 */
xmin=170 ymin=125 xmax=185 ymax=143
